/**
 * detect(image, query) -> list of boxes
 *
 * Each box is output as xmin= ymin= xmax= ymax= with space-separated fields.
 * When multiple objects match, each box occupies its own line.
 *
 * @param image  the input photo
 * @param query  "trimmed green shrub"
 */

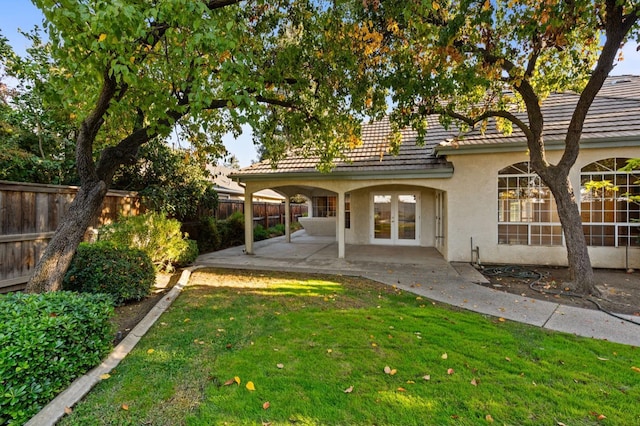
xmin=175 ymin=238 xmax=199 ymax=267
xmin=221 ymin=211 xmax=245 ymax=247
xmin=99 ymin=212 xmax=198 ymax=272
xmin=268 ymin=223 xmax=286 ymax=236
xmin=63 ymin=241 xmax=155 ymax=305
xmin=194 ymin=216 xmax=223 ymax=252
xmin=0 ymin=292 xmax=113 ymax=425
xmin=253 ymin=224 xmax=269 ymax=241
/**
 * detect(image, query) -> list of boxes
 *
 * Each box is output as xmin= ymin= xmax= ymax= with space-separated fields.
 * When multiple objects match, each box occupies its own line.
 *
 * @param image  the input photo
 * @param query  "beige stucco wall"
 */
xmin=443 ymin=146 xmax=640 ymax=269
xmin=241 ymin=145 xmax=639 ymax=269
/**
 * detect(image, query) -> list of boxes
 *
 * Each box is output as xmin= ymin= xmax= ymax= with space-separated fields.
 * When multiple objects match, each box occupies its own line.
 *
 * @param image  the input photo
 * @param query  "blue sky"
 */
xmin=2 ymin=0 xmax=639 ymax=166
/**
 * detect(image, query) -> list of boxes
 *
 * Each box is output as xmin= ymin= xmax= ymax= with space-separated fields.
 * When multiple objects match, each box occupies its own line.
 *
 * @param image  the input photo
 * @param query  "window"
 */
xmin=580 ymin=158 xmax=640 ymax=247
xmin=345 ymin=193 xmax=351 ymax=229
xmin=312 ymin=196 xmax=336 ymax=217
xmin=498 ymin=162 xmax=562 ymax=245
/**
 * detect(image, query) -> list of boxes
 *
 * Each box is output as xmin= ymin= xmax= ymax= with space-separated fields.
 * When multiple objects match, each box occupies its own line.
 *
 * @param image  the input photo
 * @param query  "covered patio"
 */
xmin=196 ymin=230 xmax=468 ymax=283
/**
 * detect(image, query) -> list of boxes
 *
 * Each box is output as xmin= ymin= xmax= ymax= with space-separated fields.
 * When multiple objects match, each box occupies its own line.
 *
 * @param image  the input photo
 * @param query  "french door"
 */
xmin=371 ymin=192 xmax=420 ymax=245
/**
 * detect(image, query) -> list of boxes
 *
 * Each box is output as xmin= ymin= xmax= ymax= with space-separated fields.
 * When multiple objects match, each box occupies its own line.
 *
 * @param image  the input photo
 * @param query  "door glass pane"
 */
xmin=397 ymin=194 xmax=416 ymax=240
xmin=374 ymin=195 xmax=391 ymax=239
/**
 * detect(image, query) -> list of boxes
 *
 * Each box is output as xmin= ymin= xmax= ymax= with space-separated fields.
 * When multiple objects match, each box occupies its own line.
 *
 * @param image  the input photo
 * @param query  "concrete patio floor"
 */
xmin=196 ymin=231 xmax=639 ymax=347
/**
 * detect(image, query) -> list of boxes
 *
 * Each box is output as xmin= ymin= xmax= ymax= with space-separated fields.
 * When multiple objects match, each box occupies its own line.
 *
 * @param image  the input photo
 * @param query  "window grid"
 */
xmin=498 ymin=162 xmax=563 ymax=246
xmin=312 ymin=196 xmax=337 ymax=218
xmin=580 ymin=158 xmax=640 ymax=247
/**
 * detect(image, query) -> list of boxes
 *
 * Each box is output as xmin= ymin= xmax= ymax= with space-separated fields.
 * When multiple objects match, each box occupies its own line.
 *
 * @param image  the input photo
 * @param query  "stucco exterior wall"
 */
xmin=443 ymin=147 xmax=640 ymax=269
xmin=240 ymin=144 xmax=639 ymax=269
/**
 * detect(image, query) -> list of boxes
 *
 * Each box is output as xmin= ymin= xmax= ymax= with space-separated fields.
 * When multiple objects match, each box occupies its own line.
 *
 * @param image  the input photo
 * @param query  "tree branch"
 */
xmin=443 ymin=108 xmax=533 ymax=141
xmin=205 ymin=0 xmax=242 ymax=10
xmin=76 ymin=70 xmax=119 ymax=184
xmin=559 ymin=0 xmax=638 ymax=171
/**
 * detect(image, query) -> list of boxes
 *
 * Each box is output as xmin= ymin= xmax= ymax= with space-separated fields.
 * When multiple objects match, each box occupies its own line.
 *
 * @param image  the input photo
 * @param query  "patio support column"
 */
xmin=244 ymin=191 xmax=254 ymax=255
xmin=284 ymin=197 xmax=291 ymax=243
xmin=337 ymin=191 xmax=345 ymax=258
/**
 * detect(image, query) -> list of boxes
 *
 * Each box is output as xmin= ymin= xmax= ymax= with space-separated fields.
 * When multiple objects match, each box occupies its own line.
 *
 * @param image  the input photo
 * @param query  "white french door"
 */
xmin=371 ymin=192 xmax=420 ymax=245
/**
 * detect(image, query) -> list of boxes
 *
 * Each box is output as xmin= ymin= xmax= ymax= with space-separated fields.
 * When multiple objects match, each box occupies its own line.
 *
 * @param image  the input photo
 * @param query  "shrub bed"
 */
xmin=63 ymin=241 xmax=155 ymax=305
xmin=99 ymin=212 xmax=198 ymax=272
xmin=0 ymin=292 xmax=113 ymax=425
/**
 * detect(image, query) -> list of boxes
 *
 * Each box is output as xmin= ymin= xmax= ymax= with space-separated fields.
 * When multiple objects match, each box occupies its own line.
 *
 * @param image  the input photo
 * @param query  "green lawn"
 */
xmin=60 ymin=269 xmax=639 ymax=425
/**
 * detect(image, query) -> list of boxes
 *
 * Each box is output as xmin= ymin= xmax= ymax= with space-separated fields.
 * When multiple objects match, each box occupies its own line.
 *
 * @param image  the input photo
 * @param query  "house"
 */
xmin=208 ymin=165 xmax=285 ymax=202
xmin=231 ymin=76 xmax=640 ymax=269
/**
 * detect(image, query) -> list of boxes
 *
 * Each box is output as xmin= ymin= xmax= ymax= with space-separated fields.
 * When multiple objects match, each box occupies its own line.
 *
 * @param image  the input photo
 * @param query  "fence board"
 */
xmin=0 ymin=181 xmax=141 ymax=292
xmin=0 ymin=181 xmax=307 ymax=292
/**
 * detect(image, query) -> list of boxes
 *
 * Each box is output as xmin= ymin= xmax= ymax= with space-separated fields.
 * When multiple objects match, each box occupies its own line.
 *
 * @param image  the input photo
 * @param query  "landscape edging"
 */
xmin=24 ymin=267 xmax=196 ymax=426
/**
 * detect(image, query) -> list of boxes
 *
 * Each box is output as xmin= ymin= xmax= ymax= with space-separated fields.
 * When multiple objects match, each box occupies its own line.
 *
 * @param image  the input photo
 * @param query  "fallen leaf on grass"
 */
xmin=441 ymin=353 xmax=448 ymax=360
xmin=344 ymin=386 xmax=354 ymax=393
xmin=423 ymin=375 xmax=431 ymax=381
xmin=397 ymin=387 xmax=406 ymax=392
xmin=147 ymin=349 xmax=155 ymax=354
xmin=498 ymin=317 xmax=506 ymax=322
xmin=447 ymin=368 xmax=455 ymax=375
xmin=277 ymin=363 xmax=284 ymax=369
xmin=121 ymin=404 xmax=129 ymax=411
xmin=263 ymin=401 xmax=270 ymax=410
xmin=485 ymin=414 xmax=494 ymax=422
xmin=632 ymin=366 xmax=640 ymax=373
xmin=505 ymin=357 xmax=511 ymax=362
xmin=246 ymin=381 xmax=256 ymax=391
xmin=99 ymin=373 xmax=111 ymax=380
xmin=597 ymin=357 xmax=609 ymax=361
xmin=383 ymin=366 xmax=397 ymax=375
xmin=470 ymin=378 xmax=478 ymax=386
xmin=234 ymin=376 xmax=241 ymax=385
xmin=223 ymin=378 xmax=235 ymax=386
xmin=64 ymin=407 xmax=72 ymax=415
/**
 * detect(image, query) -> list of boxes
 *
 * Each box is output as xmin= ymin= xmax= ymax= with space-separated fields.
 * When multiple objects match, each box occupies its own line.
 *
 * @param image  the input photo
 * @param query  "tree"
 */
xmin=359 ymin=0 xmax=640 ymax=295
xmin=4 ymin=0 xmax=383 ymax=293
xmin=113 ymin=138 xmax=219 ymax=222
xmin=223 ymin=154 xmax=241 ymax=170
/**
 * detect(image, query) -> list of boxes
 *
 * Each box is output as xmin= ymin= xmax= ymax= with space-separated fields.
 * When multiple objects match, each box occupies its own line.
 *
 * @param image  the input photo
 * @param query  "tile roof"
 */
xmin=235 ymin=75 xmax=640 ymax=178
xmin=444 ymin=75 xmax=640 ymax=149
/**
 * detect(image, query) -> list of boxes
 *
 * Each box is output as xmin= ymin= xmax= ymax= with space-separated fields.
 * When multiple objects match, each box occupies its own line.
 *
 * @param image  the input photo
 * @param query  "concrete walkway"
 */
xmin=197 ymin=231 xmax=640 ymax=347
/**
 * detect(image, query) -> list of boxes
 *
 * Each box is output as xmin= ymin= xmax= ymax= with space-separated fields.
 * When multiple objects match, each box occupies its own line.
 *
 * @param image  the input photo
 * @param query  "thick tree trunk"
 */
xmin=24 ymin=180 xmax=108 ymax=293
xmin=544 ymin=174 xmax=599 ymax=296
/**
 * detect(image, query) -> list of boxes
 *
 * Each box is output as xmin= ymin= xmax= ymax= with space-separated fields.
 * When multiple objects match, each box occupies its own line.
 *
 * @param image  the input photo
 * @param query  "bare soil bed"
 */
xmin=111 ymin=272 xmax=181 ymax=343
xmin=478 ymin=265 xmax=640 ymax=317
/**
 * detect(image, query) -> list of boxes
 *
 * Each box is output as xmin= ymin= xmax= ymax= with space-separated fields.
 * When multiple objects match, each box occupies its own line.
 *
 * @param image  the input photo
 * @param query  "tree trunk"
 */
xmin=544 ymin=173 xmax=599 ymax=296
xmin=24 ymin=180 xmax=108 ymax=293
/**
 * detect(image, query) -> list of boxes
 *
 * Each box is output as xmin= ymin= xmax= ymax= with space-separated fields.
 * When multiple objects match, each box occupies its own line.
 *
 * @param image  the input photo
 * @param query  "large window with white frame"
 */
xmin=580 ymin=158 xmax=640 ymax=247
xmin=497 ymin=162 xmax=563 ymax=246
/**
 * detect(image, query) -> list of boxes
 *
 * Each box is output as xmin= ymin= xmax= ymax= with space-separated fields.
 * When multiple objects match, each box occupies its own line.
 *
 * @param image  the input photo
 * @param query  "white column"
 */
xmin=337 ymin=191 xmax=345 ymax=258
xmin=244 ymin=192 xmax=254 ymax=255
xmin=284 ymin=197 xmax=291 ymax=243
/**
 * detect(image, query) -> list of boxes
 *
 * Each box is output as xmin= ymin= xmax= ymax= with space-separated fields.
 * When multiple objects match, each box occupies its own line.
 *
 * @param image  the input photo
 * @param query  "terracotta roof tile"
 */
xmin=235 ymin=76 xmax=640 ymax=177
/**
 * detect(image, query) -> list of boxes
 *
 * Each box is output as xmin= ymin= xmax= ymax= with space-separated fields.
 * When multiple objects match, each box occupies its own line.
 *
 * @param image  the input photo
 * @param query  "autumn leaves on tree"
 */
xmin=356 ymin=0 xmax=639 ymax=295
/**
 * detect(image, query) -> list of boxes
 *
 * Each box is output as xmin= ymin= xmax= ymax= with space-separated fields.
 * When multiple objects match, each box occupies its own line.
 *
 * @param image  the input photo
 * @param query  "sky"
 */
xmin=1 ymin=0 xmax=639 ymax=167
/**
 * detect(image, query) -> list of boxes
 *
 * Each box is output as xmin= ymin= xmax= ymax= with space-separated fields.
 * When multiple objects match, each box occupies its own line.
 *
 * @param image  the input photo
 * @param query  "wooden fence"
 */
xmin=0 ymin=181 xmax=307 ymax=292
xmin=214 ymin=199 xmax=307 ymax=228
xmin=0 ymin=181 xmax=141 ymax=293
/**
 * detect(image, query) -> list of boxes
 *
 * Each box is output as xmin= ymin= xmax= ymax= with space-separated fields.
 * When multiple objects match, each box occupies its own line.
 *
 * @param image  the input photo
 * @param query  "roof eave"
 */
xmin=435 ymin=135 xmax=640 ymax=155
xmin=232 ymin=166 xmax=454 ymax=182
